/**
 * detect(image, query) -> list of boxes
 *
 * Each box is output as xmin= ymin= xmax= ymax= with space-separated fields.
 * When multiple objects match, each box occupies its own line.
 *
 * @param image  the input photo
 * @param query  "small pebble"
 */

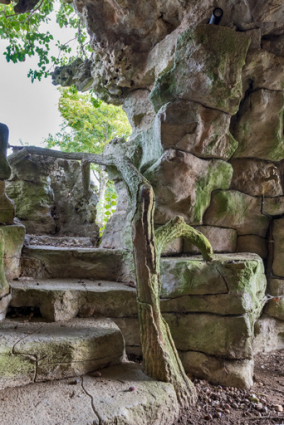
xmin=274 ymin=404 xmax=283 ymax=412
xmin=255 ymin=402 xmax=263 ymax=411
xmin=214 ymin=412 xmax=222 ymax=419
xmin=224 ymin=409 xmax=230 ymax=414
xmin=204 ymin=414 xmax=213 ymax=421
xmin=92 ymin=371 xmax=102 ymax=377
xmin=129 ymin=386 xmax=135 ymax=392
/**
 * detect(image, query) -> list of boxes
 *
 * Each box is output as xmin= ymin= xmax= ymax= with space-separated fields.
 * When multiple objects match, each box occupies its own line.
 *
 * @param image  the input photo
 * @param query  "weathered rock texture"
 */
xmin=7 ymin=154 xmax=99 ymax=240
xmin=10 ymin=253 xmax=266 ymax=388
xmin=8 ymin=0 xmax=284 ymax=391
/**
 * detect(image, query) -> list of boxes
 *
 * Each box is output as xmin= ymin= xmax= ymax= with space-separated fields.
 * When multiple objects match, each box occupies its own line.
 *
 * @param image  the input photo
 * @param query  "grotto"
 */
xmin=1 ymin=0 xmax=284 ymax=424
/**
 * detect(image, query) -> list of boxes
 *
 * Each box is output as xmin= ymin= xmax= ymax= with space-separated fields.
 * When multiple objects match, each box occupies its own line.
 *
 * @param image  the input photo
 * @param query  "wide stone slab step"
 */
xmin=0 ymin=363 xmax=179 ymax=425
xmin=20 ymin=246 xmax=135 ymax=282
xmin=10 ymin=279 xmax=137 ymax=321
xmin=0 ymin=318 xmax=124 ymax=391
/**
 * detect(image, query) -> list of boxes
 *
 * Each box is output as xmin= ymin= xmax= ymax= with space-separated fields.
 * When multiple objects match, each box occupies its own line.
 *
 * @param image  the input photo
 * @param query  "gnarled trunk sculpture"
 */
xmin=12 ymin=143 xmax=214 ymax=408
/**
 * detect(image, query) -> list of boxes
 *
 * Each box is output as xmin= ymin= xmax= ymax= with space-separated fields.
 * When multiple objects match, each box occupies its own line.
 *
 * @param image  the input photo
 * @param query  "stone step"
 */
xmin=0 ymin=318 xmax=124 ymax=391
xmin=0 ymin=363 xmax=179 ymax=425
xmin=21 ymin=246 xmax=135 ymax=282
xmin=10 ymin=278 xmax=137 ymax=321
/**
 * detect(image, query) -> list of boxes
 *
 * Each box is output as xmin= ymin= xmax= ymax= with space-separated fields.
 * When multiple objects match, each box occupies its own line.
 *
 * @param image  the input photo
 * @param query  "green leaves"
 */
xmin=0 ymin=0 xmax=91 ymax=82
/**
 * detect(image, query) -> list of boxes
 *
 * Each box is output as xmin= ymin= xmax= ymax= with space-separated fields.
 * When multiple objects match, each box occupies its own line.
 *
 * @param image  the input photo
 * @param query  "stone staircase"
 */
xmin=3 ymin=238 xmax=269 ymax=392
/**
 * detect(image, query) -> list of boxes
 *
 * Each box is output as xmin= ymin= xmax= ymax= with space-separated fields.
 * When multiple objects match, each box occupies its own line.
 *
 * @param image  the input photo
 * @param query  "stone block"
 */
xmin=254 ymin=316 xmax=284 ymax=353
xmin=268 ymin=278 xmax=284 ymax=296
xmin=0 ymin=181 xmax=15 ymax=225
xmin=157 ymin=100 xmax=238 ymax=160
xmin=0 ymin=224 xmax=25 ymax=281
xmin=20 ymin=246 xmax=135 ymax=282
xmin=230 ymin=159 xmax=282 ymax=197
xmin=236 ymin=235 xmax=268 ymax=259
xmin=179 ymin=351 xmax=253 ymax=389
xmin=263 ymin=196 xmax=284 ymax=216
xmin=0 ymin=318 xmax=124 ymax=390
xmin=204 ymin=190 xmax=269 ymax=237
xmin=150 ymin=25 xmax=250 ymax=114
xmin=161 ymin=237 xmax=183 ymax=256
xmin=183 ymin=226 xmax=236 ymax=254
xmin=243 ymin=49 xmax=284 ymax=93
xmin=144 ymin=150 xmax=232 ymax=225
xmin=232 ymin=90 xmax=284 ymax=161
xmin=0 ymin=123 xmax=11 ymax=180
xmin=264 ymin=297 xmax=284 ymax=321
xmin=272 ymin=218 xmax=284 ymax=277
xmin=163 ymin=313 xmax=253 ymax=359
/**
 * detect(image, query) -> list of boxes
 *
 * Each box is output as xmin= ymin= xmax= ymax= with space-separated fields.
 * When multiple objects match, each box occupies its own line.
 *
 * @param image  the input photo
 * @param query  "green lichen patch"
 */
xmin=204 ymin=190 xmax=269 ymax=237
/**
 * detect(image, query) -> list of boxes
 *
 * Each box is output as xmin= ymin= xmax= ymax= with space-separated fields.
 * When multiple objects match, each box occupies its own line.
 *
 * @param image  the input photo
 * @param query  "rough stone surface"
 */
xmin=231 ymin=90 xmax=284 ymax=161
xmin=204 ymin=190 xmax=270 ymax=237
xmin=0 ymin=293 xmax=11 ymax=321
xmin=157 ymin=100 xmax=238 ymax=160
xmin=20 ymin=246 xmax=135 ymax=282
xmin=183 ymin=226 xmax=237 ymax=254
xmin=0 ymin=181 xmax=15 ymax=225
xmin=254 ymin=316 xmax=284 ymax=353
xmin=0 ymin=224 xmax=25 ymax=281
xmin=0 ymin=363 xmax=179 ymax=425
xmin=264 ymin=297 xmax=284 ymax=322
xmin=0 ymin=318 xmax=124 ymax=390
xmin=236 ymin=235 xmax=268 ymax=259
xmin=150 ymin=25 xmax=250 ymax=114
xmin=7 ymin=154 xmax=99 ymax=239
xmin=123 ymin=89 xmax=156 ymax=137
xmin=179 ymin=352 xmax=254 ymax=389
xmin=268 ymin=278 xmax=284 ymax=296
xmin=272 ymin=218 xmax=284 ymax=277
xmin=144 ymin=150 xmax=233 ymax=225
xmin=10 ymin=279 xmax=137 ymax=322
xmin=164 ymin=313 xmax=253 ymax=359
xmin=263 ymin=196 xmax=284 ymax=216
xmin=230 ymin=159 xmax=282 ymax=197
xmin=0 ymin=122 xmax=11 ymax=180
xmin=242 ymin=49 xmax=284 ymax=93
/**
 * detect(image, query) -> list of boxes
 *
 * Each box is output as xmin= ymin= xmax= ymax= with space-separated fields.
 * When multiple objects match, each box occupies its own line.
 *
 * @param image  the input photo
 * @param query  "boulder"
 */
xmin=204 ymin=190 xmax=269 ymax=237
xmin=232 ymin=89 xmax=284 ymax=161
xmin=179 ymin=351 xmax=253 ymax=389
xmin=230 ymin=159 xmax=282 ymax=197
xmin=144 ymin=150 xmax=232 ymax=225
xmin=156 ymin=100 xmax=238 ymax=160
xmin=150 ymin=25 xmax=250 ymax=114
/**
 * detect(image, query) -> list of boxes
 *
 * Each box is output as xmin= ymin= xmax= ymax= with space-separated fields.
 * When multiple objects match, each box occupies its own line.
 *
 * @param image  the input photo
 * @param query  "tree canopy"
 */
xmin=0 ymin=0 xmax=87 ymax=81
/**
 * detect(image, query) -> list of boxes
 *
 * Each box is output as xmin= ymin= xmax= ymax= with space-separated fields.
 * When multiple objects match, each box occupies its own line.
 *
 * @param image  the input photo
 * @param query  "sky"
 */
xmin=0 ymin=13 xmax=77 ymax=148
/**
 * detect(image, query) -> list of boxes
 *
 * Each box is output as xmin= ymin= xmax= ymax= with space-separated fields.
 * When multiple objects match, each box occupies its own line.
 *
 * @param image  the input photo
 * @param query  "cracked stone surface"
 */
xmin=0 ymin=224 xmax=25 ymax=281
xmin=0 ymin=318 xmax=124 ymax=391
xmin=0 ymin=363 xmax=179 ymax=425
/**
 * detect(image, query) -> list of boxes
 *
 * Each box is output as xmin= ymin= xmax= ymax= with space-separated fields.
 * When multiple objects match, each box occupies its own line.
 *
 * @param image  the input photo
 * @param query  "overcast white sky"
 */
xmin=0 ymin=13 xmax=77 ymax=147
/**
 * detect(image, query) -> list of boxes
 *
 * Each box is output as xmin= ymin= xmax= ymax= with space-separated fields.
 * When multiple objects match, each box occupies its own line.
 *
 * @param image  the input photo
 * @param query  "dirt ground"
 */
xmin=176 ymin=350 xmax=284 ymax=425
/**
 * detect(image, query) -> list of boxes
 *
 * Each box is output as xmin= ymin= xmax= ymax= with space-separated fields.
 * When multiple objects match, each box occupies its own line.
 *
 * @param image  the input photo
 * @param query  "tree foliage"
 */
xmin=45 ymin=86 xmax=132 ymax=233
xmin=0 ymin=0 xmax=88 ymax=81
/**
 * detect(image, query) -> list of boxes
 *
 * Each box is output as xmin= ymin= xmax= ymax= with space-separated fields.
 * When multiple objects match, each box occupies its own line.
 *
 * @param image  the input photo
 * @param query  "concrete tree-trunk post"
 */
xmin=13 ymin=144 xmax=214 ymax=409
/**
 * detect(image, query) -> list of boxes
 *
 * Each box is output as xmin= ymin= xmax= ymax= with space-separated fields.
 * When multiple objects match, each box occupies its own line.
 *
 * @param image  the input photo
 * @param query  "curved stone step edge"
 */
xmin=0 ymin=317 xmax=125 ymax=391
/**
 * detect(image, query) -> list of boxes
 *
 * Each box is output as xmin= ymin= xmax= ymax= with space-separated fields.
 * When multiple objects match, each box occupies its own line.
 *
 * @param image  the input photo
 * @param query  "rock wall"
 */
xmin=7 ymin=153 xmax=99 ymax=242
xmin=52 ymin=0 xmax=284 ymax=355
